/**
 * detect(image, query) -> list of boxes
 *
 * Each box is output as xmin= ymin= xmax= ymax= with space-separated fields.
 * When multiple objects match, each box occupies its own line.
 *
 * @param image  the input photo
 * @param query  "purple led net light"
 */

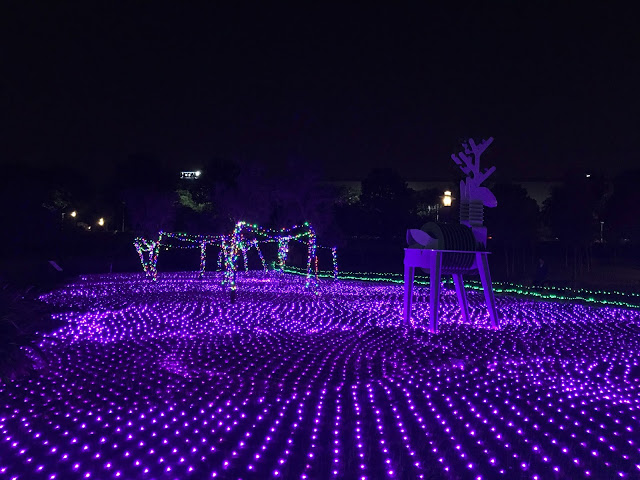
xmin=0 ymin=272 xmax=639 ymax=480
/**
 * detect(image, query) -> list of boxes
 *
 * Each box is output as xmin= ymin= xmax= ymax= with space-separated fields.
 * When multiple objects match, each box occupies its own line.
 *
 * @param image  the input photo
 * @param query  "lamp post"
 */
xmin=442 ymin=190 xmax=452 ymax=207
xmin=437 ymin=190 xmax=453 ymax=222
xmin=62 ymin=210 xmax=77 ymax=229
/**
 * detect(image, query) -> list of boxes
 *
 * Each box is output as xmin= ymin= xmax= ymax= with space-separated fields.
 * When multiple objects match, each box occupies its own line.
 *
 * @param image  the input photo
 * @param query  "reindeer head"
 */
xmin=451 ymin=137 xmax=497 ymax=208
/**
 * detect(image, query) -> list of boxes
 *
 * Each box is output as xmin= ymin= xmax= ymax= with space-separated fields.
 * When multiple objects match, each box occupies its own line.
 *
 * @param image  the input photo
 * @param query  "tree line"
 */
xmin=1 ymin=156 xmax=639 ymax=284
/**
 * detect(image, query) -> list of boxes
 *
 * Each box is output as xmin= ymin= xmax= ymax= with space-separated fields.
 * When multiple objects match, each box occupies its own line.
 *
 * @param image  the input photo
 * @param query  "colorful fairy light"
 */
xmin=240 ymin=242 xmax=249 ymax=272
xmin=304 ymin=223 xmax=317 ymax=289
xmin=199 ymin=241 xmax=207 ymax=278
xmin=331 ymin=247 xmax=339 ymax=280
xmin=227 ymin=222 xmax=321 ymax=291
xmin=217 ymin=247 xmax=224 ymax=270
xmin=136 ymin=231 xmax=228 ymax=280
xmin=252 ymin=239 xmax=267 ymax=271
xmin=132 ymin=221 xmax=337 ymax=288
xmin=222 ymin=237 xmax=238 ymax=289
xmin=276 ymin=238 xmax=290 ymax=272
xmin=132 ymin=237 xmax=155 ymax=276
xmin=133 ymin=233 xmax=164 ymax=280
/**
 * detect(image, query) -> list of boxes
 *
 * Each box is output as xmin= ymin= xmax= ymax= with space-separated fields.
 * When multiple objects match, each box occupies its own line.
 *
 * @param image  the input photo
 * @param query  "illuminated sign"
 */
xmin=180 ymin=171 xmax=201 ymax=179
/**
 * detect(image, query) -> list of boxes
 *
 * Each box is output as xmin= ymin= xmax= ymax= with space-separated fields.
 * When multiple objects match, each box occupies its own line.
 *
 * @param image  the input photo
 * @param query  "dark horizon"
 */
xmin=2 ymin=3 xmax=639 ymax=182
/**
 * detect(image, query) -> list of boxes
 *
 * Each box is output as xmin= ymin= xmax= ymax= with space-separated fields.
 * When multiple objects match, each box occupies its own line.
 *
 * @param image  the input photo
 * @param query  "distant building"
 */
xmin=330 ymin=180 xmax=559 ymax=207
xmin=180 ymin=171 xmax=202 ymax=179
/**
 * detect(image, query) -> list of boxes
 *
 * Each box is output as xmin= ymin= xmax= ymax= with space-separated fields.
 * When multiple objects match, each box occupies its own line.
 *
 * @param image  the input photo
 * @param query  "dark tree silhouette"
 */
xmin=414 ymin=188 xmax=443 ymax=222
xmin=543 ymin=171 xmax=606 ymax=279
xmin=485 ymin=183 xmax=539 ymax=279
xmin=0 ymin=166 xmax=59 ymax=255
xmin=604 ymin=169 xmax=640 ymax=245
xmin=123 ymin=188 xmax=177 ymax=237
xmin=359 ymin=168 xmax=414 ymax=239
xmin=211 ymin=159 xmax=276 ymax=230
xmin=175 ymin=158 xmax=240 ymax=234
xmin=113 ymin=153 xmax=178 ymax=234
xmin=270 ymin=159 xmax=339 ymax=240
xmin=114 ymin=153 xmax=177 ymax=193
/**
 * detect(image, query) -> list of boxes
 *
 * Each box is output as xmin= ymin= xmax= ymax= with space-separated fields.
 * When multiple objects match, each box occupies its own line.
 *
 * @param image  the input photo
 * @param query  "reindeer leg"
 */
xmin=429 ymin=251 xmax=442 ymax=333
xmin=403 ymin=264 xmax=415 ymax=326
xmin=453 ymin=273 xmax=470 ymax=324
xmin=476 ymin=252 xmax=499 ymax=329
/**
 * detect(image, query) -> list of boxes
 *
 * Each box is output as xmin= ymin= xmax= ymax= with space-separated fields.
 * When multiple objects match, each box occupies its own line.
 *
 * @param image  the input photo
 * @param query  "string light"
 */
xmin=252 ymin=239 xmax=267 ymax=271
xmin=133 ymin=222 xmax=337 ymax=290
xmin=304 ymin=223 xmax=317 ymax=289
xmin=240 ymin=242 xmax=249 ymax=272
xmin=5 ymin=272 xmax=638 ymax=480
xmin=133 ymin=234 xmax=164 ymax=280
xmin=199 ymin=241 xmax=207 ymax=278
xmin=282 ymin=266 xmax=640 ymax=309
xmin=331 ymin=247 xmax=339 ymax=281
xmin=222 ymin=237 xmax=238 ymax=289
xmin=217 ymin=248 xmax=224 ymax=270
xmin=277 ymin=238 xmax=289 ymax=272
xmin=132 ymin=238 xmax=155 ymax=276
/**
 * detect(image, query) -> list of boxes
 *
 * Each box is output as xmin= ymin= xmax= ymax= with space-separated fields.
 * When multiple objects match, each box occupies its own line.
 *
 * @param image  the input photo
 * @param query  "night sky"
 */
xmin=2 ymin=3 xmax=638 ymax=181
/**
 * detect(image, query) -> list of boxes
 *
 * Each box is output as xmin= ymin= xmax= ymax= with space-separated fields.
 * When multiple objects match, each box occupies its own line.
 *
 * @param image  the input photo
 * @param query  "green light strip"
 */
xmin=281 ymin=267 xmax=640 ymax=310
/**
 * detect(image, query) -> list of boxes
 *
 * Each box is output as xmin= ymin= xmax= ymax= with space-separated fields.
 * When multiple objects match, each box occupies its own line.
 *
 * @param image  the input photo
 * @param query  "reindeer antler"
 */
xmin=452 ymin=136 xmax=497 ymax=211
xmin=451 ymin=150 xmax=473 ymax=176
xmin=451 ymin=137 xmax=495 ymax=187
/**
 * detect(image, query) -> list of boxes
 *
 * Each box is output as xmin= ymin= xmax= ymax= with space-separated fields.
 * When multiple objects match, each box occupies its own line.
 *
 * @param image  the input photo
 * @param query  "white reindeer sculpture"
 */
xmin=403 ymin=137 xmax=500 ymax=333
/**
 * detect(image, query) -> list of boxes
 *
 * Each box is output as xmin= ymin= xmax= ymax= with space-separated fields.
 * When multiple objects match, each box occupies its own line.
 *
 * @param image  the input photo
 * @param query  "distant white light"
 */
xmin=181 ymin=171 xmax=201 ymax=179
xmin=70 ymin=211 xmax=77 ymax=218
xmin=586 ymin=174 xmax=591 ymax=178
xmin=98 ymin=218 xmax=105 ymax=226
xmin=443 ymin=190 xmax=452 ymax=207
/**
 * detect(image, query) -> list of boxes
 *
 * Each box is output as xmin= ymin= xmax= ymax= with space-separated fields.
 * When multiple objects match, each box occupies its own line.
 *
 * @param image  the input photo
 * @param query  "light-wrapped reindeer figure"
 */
xmin=403 ymin=137 xmax=499 ymax=332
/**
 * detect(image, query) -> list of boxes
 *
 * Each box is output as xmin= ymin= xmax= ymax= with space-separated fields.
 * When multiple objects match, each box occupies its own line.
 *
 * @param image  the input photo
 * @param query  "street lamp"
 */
xmin=61 ymin=210 xmax=77 ymax=229
xmin=442 ymin=190 xmax=452 ymax=207
xmin=98 ymin=217 xmax=105 ymax=227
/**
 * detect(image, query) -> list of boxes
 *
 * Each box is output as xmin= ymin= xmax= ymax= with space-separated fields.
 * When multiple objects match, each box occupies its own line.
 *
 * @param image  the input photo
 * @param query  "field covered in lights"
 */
xmin=2 ymin=272 xmax=640 ymax=480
